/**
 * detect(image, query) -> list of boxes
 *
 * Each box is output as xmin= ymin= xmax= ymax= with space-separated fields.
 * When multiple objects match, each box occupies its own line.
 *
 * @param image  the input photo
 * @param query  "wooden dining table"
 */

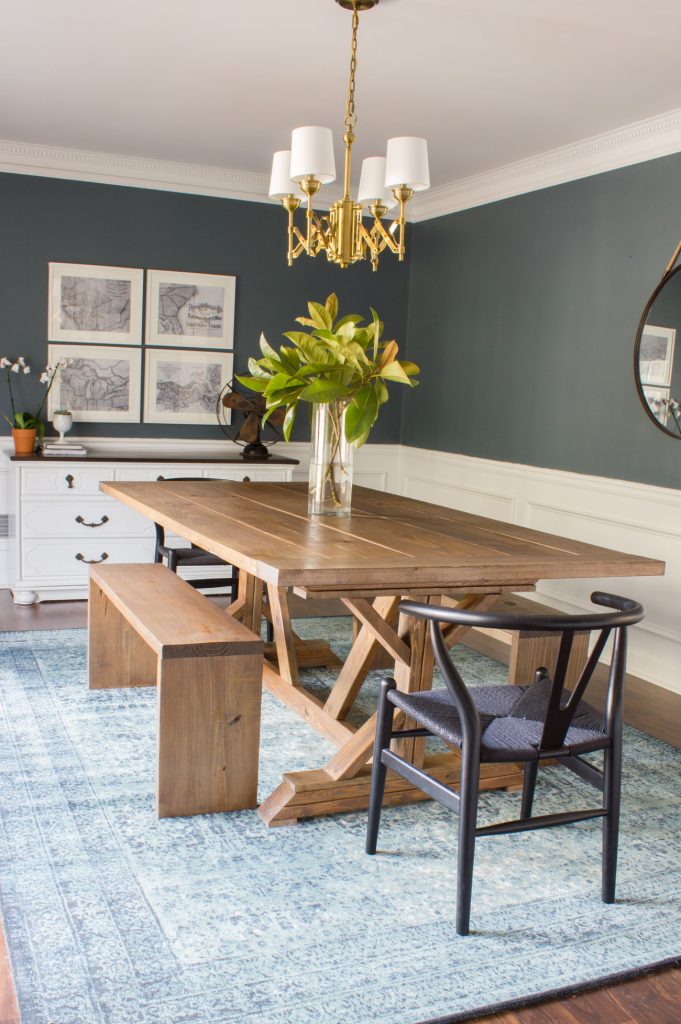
xmin=101 ymin=479 xmax=664 ymax=826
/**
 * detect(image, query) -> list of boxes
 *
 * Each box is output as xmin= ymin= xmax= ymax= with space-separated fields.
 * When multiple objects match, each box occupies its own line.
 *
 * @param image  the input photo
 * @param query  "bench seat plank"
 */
xmin=90 ymin=563 xmax=260 ymax=659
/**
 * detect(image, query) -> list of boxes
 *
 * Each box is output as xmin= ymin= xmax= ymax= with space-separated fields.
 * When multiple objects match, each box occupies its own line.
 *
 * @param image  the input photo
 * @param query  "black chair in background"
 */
xmin=154 ymin=476 xmax=238 ymax=600
xmin=154 ymin=476 xmax=274 ymax=641
xmin=366 ymin=592 xmax=644 ymax=936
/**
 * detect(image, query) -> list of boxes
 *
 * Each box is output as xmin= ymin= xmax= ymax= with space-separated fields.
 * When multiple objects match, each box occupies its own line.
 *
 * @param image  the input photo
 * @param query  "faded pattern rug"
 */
xmin=1 ymin=622 xmax=681 ymax=1024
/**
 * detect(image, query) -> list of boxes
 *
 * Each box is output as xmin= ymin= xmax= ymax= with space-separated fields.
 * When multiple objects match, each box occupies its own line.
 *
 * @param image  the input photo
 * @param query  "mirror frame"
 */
xmin=634 ymin=262 xmax=681 ymax=439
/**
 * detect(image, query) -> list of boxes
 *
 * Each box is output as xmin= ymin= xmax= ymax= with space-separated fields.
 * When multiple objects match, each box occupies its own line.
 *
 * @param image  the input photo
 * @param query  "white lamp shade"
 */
xmin=385 ymin=137 xmax=430 ymax=192
xmin=290 ymin=126 xmax=336 ymax=184
xmin=269 ymin=150 xmax=296 ymax=198
xmin=357 ymin=157 xmax=397 ymax=210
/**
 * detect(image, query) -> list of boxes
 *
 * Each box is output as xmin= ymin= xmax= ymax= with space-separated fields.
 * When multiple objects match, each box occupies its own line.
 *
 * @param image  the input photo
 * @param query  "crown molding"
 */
xmin=409 ymin=105 xmax=681 ymax=222
xmin=3 ymin=104 xmax=681 ymax=221
xmin=0 ymin=138 xmax=273 ymax=204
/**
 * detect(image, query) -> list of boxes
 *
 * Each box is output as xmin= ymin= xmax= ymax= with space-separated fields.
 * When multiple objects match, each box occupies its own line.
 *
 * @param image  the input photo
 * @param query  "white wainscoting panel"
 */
xmin=399 ymin=446 xmax=681 ymax=696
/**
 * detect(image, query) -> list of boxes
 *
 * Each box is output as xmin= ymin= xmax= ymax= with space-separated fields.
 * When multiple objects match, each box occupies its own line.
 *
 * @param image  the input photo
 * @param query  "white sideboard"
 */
xmin=7 ymin=455 xmax=296 ymax=604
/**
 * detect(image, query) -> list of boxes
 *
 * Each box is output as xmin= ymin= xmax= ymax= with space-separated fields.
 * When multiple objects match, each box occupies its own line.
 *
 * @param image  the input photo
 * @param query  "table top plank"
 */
xmin=101 ymin=480 xmax=664 ymax=591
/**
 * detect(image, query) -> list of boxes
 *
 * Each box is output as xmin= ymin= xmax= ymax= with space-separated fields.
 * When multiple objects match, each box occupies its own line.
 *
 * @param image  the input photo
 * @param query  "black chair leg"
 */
xmin=521 ymin=761 xmax=538 ymax=819
xmin=456 ymin=747 xmax=480 ymax=936
xmin=602 ymin=744 xmax=622 ymax=903
xmin=366 ymin=678 xmax=397 ymax=855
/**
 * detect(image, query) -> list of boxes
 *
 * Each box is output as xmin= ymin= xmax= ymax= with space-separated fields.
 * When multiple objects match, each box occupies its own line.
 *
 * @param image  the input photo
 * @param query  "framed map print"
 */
xmin=47 ymin=344 xmax=142 ymax=423
xmin=48 ymin=263 xmax=143 ymax=344
xmin=145 ymin=270 xmax=236 ymax=349
xmin=639 ymin=324 xmax=676 ymax=386
xmin=144 ymin=348 xmax=233 ymax=424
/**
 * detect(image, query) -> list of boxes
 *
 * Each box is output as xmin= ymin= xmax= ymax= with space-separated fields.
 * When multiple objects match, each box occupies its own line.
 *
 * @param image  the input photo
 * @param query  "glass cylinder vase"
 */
xmin=308 ymin=401 xmax=354 ymax=516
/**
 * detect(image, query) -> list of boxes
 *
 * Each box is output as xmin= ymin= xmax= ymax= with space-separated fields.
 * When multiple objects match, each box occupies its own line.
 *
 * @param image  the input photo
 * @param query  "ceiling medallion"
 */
xmin=268 ymin=0 xmax=429 ymax=270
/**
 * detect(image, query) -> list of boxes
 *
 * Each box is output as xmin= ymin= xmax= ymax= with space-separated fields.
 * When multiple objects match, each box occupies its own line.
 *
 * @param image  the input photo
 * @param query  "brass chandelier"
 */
xmin=268 ymin=0 xmax=430 ymax=271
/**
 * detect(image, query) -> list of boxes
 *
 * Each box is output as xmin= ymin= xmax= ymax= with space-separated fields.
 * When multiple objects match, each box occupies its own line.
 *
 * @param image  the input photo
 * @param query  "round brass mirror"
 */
xmin=635 ymin=255 xmax=681 ymax=438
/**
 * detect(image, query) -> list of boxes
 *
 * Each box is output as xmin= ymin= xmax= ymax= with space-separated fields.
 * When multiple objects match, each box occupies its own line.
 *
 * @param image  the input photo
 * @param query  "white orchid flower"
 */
xmin=0 ymin=357 xmax=10 ymax=368
xmin=22 ymin=366 xmax=30 ymax=374
xmin=17 ymin=357 xmax=26 ymax=366
xmin=39 ymin=372 xmax=49 ymax=384
xmin=10 ymin=363 xmax=20 ymax=373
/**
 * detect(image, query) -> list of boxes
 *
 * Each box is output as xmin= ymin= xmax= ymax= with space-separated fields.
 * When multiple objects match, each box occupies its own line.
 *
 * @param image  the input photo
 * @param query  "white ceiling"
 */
xmin=2 ymin=0 xmax=681 ymax=191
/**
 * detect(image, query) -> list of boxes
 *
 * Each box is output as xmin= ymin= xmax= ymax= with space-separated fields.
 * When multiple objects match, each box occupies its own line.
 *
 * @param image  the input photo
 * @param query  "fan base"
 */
xmin=242 ymin=441 xmax=271 ymax=460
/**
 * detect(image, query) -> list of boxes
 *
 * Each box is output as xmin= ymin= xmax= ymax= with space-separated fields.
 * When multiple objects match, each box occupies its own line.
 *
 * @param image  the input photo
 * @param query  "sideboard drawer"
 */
xmin=21 ymin=538 xmax=154 ymax=580
xmin=21 ymin=500 xmax=154 ymax=539
xmin=21 ymin=467 xmax=116 ymax=496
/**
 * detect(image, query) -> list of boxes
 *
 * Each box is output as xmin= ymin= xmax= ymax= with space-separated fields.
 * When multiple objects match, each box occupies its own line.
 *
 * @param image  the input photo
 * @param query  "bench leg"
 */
xmin=156 ymin=651 xmax=263 ymax=818
xmin=88 ymin=580 xmax=157 ymax=689
xmin=508 ymin=630 xmax=590 ymax=688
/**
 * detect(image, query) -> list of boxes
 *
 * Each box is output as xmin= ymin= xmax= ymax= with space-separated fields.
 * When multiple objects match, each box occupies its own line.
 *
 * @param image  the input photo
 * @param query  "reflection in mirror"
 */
xmin=635 ymin=264 xmax=681 ymax=437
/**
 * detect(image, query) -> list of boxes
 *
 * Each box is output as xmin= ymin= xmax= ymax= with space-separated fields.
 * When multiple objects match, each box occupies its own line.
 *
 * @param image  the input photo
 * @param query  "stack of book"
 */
xmin=41 ymin=441 xmax=88 ymax=458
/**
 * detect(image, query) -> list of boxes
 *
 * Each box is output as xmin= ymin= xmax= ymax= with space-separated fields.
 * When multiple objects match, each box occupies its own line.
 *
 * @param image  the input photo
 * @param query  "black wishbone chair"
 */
xmin=365 ymin=592 xmax=644 ymax=936
xmin=154 ymin=477 xmax=238 ymax=600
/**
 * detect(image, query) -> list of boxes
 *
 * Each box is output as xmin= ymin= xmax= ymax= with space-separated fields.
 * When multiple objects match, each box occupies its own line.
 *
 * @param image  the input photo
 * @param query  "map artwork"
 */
xmin=60 ymin=357 xmax=131 ymax=412
xmin=155 ymin=359 xmax=222 ymax=413
xmin=60 ymin=276 xmax=132 ymax=334
xmin=157 ymin=283 xmax=224 ymax=337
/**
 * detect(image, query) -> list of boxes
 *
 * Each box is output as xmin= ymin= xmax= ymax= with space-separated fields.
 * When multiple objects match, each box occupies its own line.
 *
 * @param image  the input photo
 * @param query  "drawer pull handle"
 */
xmin=65 ymin=474 xmax=75 ymax=489
xmin=75 ymin=552 xmax=109 ymax=565
xmin=242 ymin=475 xmax=251 ymax=482
xmin=75 ymin=515 xmax=109 ymax=528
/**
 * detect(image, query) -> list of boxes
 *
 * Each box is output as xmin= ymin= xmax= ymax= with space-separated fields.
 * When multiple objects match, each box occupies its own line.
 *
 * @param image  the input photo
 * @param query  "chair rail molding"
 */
xmin=1 ymin=436 xmax=677 ymax=695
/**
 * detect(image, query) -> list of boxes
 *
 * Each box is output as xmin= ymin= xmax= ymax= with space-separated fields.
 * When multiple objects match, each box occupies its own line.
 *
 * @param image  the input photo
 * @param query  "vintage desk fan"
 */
xmin=217 ymin=379 xmax=285 ymax=459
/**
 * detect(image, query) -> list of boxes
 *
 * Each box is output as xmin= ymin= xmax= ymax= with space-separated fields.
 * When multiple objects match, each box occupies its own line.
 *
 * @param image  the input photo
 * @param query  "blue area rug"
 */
xmin=1 ymin=621 xmax=681 ymax=1024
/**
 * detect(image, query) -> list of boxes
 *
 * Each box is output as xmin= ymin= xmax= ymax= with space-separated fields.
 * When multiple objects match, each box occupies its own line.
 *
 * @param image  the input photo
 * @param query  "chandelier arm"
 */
xmin=365 ymin=218 xmax=396 ymax=255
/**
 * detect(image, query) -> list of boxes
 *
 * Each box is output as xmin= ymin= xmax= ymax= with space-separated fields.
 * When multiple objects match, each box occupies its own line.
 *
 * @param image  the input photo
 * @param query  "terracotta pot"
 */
xmin=12 ymin=427 xmax=37 ymax=456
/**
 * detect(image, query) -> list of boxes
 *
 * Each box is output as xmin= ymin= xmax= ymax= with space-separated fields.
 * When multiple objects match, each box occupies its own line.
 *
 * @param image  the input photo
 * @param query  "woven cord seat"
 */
xmin=388 ymin=678 xmax=609 ymax=762
xmin=366 ymin=591 xmax=644 ymax=936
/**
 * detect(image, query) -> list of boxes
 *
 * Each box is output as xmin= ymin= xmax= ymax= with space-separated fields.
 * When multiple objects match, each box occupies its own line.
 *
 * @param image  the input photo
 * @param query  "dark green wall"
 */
xmin=403 ymin=152 xmax=681 ymax=489
xmin=0 ymin=173 xmax=410 ymax=442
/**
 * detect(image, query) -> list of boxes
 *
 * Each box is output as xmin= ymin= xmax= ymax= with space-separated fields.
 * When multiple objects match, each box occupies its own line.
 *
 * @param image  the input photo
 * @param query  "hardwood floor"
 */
xmin=1 ymin=592 xmax=680 ymax=1024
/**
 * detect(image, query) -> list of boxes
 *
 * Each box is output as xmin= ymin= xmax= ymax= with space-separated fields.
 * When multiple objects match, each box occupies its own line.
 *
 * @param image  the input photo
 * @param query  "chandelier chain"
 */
xmin=344 ymin=3 xmax=360 ymax=133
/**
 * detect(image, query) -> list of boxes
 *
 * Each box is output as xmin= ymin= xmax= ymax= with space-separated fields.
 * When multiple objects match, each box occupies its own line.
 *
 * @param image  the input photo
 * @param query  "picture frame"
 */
xmin=47 ymin=344 xmax=142 ymax=423
xmin=48 ymin=263 xmax=143 ymax=344
xmin=643 ymin=385 xmax=675 ymax=430
xmin=143 ymin=348 xmax=233 ymax=424
xmin=145 ymin=270 xmax=236 ymax=349
xmin=639 ymin=324 xmax=676 ymax=386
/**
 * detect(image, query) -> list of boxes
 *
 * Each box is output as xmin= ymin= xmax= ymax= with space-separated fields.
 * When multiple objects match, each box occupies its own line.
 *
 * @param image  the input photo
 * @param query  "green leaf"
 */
xmin=378 ymin=360 xmax=412 ymax=385
xmin=259 ymin=333 xmax=279 ymax=361
xmin=325 ymin=293 xmax=338 ymax=321
xmin=264 ymin=373 xmax=306 ymax=400
xmin=298 ymin=379 xmax=348 ymax=403
xmin=295 ymin=316 xmax=317 ymax=328
xmin=308 ymin=301 xmax=332 ymax=331
xmin=278 ymin=346 xmax=302 ymax=374
xmin=283 ymin=330 xmax=314 ymax=348
xmin=345 ymin=384 xmax=379 ymax=444
xmin=369 ymin=308 xmax=382 ymax=360
xmin=399 ymin=360 xmax=420 ymax=377
xmin=247 ymin=357 xmax=272 ymax=379
xmin=335 ymin=314 xmax=364 ymax=330
xmin=236 ymin=373 xmax=268 ymax=393
xmin=283 ymin=402 xmax=298 ymax=441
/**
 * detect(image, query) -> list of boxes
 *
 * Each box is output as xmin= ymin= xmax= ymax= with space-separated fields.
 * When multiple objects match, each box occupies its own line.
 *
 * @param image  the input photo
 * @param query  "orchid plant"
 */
xmin=1 ymin=355 xmax=66 ymax=438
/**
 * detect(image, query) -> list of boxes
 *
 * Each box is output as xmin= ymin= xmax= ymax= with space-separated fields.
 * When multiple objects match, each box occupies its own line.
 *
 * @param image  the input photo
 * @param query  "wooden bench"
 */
xmin=87 ymin=562 xmax=263 ymax=819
